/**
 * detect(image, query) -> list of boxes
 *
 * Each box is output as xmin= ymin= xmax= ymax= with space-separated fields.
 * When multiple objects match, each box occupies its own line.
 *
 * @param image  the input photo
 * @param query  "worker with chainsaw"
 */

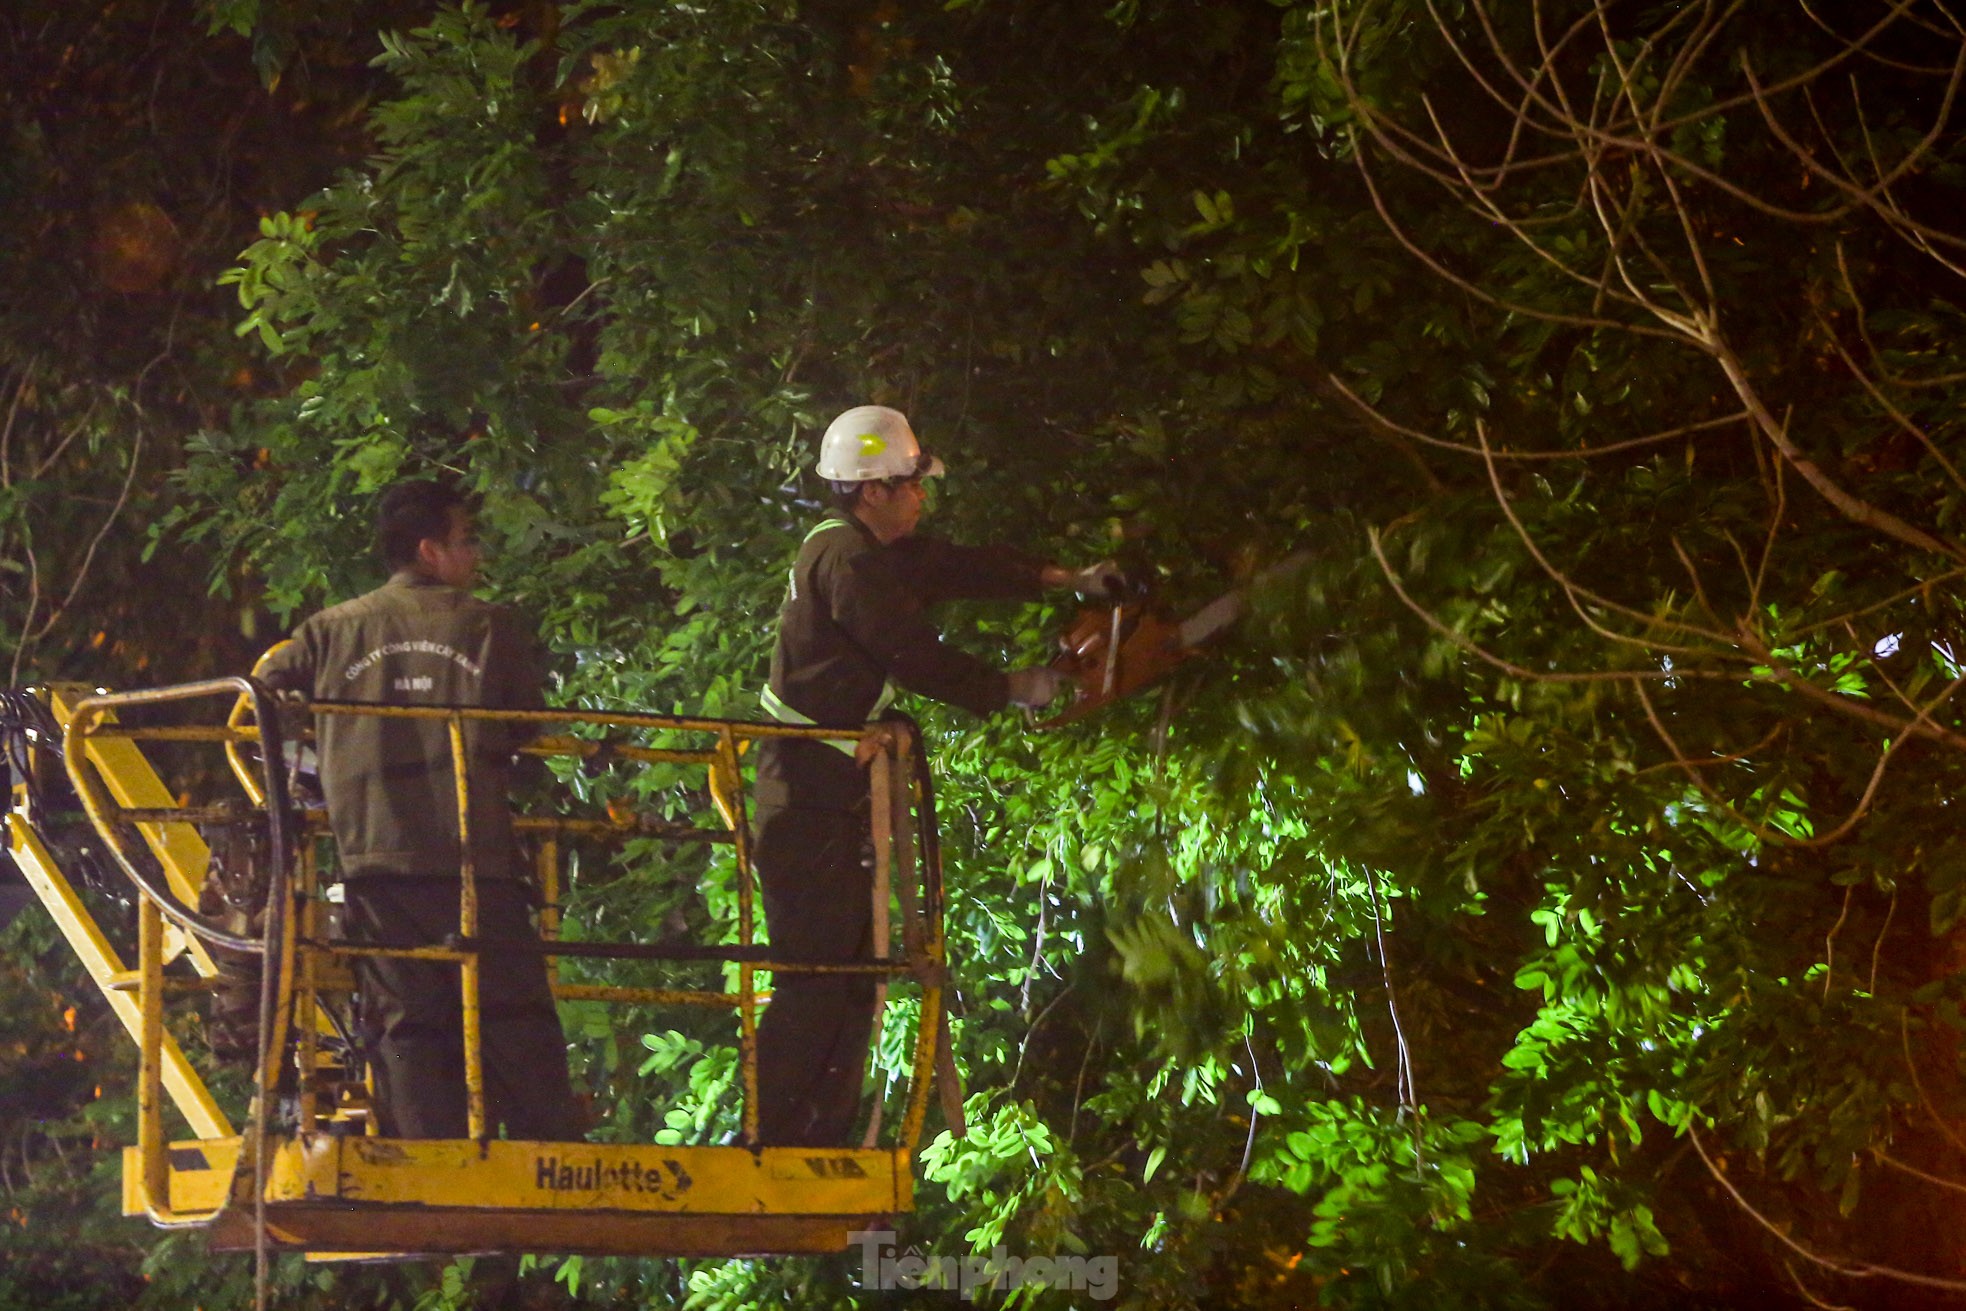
xmin=754 ymin=403 xmax=1120 ymax=1147
xmin=258 ymin=479 xmax=580 ymax=1142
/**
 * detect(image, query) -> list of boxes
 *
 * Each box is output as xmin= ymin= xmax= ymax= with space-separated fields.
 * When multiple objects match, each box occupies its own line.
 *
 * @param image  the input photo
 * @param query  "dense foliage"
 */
xmin=10 ymin=2 xmax=1966 ymax=1308
xmin=0 ymin=5 xmax=422 ymax=1305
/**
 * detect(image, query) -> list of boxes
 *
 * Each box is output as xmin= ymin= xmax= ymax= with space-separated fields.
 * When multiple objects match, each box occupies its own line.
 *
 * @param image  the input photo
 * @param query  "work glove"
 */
xmin=1069 ymin=559 xmax=1127 ymax=598
xmin=1006 ymin=666 xmax=1069 ymax=709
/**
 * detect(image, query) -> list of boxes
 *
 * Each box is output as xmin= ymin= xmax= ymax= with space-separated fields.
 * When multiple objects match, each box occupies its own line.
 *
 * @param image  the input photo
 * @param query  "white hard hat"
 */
xmin=815 ymin=405 xmax=946 ymax=482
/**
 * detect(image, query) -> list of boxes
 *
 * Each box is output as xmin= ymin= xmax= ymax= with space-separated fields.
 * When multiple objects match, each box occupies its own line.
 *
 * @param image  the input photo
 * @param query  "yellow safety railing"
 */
xmin=53 ymin=678 xmax=957 ymax=1237
xmin=53 ymin=679 xmax=290 ymax=1240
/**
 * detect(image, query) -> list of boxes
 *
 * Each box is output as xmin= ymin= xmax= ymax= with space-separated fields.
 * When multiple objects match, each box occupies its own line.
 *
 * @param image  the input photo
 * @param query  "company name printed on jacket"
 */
xmin=342 ymin=639 xmax=484 ymax=683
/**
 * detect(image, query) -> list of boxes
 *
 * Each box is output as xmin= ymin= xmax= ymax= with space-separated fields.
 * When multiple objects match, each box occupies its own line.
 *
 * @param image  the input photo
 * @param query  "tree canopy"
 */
xmin=9 ymin=2 xmax=1966 ymax=1308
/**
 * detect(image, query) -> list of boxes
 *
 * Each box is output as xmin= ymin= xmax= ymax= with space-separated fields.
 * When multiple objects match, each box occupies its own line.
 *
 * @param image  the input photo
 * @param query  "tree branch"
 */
xmin=1713 ymin=347 xmax=1964 ymax=563
xmin=1345 ymin=133 xmax=1684 ymax=341
xmin=1782 ymin=1257 xmax=1859 ymax=1311
xmin=0 ymin=366 xmax=27 ymax=489
xmin=1738 ymin=41 xmax=1966 ymax=254
xmin=15 ymin=424 xmax=145 ymax=681
xmin=1812 ymin=300 xmax=1966 ymax=496
xmin=1325 ymin=371 xmax=1749 ymax=463
xmin=1367 ymin=524 xmax=1717 ymax=685
xmin=1736 ymin=624 xmax=1966 ymax=752
xmin=1474 ymin=420 xmax=1733 ymax=652
xmin=1867 ymin=885 xmax=1896 ymax=996
xmin=1690 ymin=1124 xmax=1966 ymax=1292
xmin=1822 ymin=885 xmax=1852 ymax=1000
xmin=1901 ymin=1008 xmax=1966 ymax=1157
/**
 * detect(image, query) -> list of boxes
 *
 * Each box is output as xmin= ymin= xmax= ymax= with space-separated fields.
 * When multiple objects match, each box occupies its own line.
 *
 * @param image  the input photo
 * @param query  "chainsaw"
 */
xmin=1038 ymin=552 xmax=1309 ymax=729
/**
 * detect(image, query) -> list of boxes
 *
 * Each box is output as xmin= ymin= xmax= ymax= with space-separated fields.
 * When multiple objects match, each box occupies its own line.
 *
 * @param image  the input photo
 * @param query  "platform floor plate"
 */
xmin=207 ymin=1207 xmax=884 ymax=1258
xmin=177 ymin=1136 xmax=909 ymax=1257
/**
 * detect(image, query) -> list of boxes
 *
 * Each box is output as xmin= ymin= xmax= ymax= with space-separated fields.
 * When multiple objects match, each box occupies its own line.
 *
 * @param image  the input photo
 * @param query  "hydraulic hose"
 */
xmin=62 ymin=678 xmax=293 ymax=956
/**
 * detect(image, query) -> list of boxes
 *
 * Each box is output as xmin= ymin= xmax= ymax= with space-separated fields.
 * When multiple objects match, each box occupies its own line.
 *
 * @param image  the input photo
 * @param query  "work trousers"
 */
xmin=341 ymin=876 xmax=580 ymax=1141
xmin=751 ymin=801 xmax=879 ymax=1147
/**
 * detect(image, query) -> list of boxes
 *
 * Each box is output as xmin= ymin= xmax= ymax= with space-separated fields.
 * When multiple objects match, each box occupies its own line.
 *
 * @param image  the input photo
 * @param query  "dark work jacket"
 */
xmin=257 ymin=572 xmax=543 ymax=881
xmin=756 ymin=516 xmax=1044 ymax=810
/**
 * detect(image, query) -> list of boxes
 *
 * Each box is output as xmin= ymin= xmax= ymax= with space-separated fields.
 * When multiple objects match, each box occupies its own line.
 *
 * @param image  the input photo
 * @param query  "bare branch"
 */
xmin=1367 ymin=0 xmax=1947 ymax=187
xmin=1691 ymin=1124 xmax=1966 ymax=1292
xmin=1653 ymin=154 xmax=1721 ymax=328
xmin=1787 ymin=569 xmax=1966 ymax=640
xmin=1813 ymin=306 xmax=1966 ymax=496
xmin=1738 ymin=42 xmax=1966 ymax=254
xmin=1629 ymin=721 xmax=1782 ymax=780
xmin=14 ymin=424 xmax=145 ymax=681
xmin=1333 ymin=59 xmax=1590 ymax=196
xmin=1631 ymin=679 xmax=1907 ymax=851
xmin=1525 ymin=0 xmax=1612 ymax=135
xmin=1328 ymin=0 xmax=1603 ymax=185
xmin=1832 ymin=76 xmax=1966 ymax=284
xmin=1669 ymin=535 xmax=1720 ymax=627
xmin=1823 ymin=885 xmax=1853 ymax=1000
xmin=28 ymin=401 xmax=100 ymax=485
xmin=1580 ymin=156 xmax=1711 ymax=340
xmin=1867 ymin=885 xmax=1896 ymax=996
xmin=1838 ymin=243 xmax=1966 ymax=390
xmin=1899 ymin=223 xmax=1966 ymax=283
xmin=1599 ymin=125 xmax=1866 ymax=227
xmin=1653 ymin=1 xmax=1748 ymax=130
xmin=1008 ymin=982 xmax=1075 ymax=1096
xmin=1310 ymin=379 xmax=1445 ymax=493
xmin=1475 ymin=420 xmax=1733 ymax=651
xmin=1873 ymin=1149 xmax=1966 ymax=1199
xmin=1713 ymin=348 xmax=1964 ymax=562
xmin=1788 ymin=672 xmax=1963 ymax=846
xmin=1346 ymin=135 xmax=1686 ymax=341
xmin=15 ymin=526 xmax=40 ymax=654
xmin=0 ymin=366 xmax=26 ymax=489
xmin=1367 ymin=525 xmax=1713 ymax=685
xmin=1421 ymin=0 xmax=1602 ymax=154
xmin=1902 ymin=1009 xmax=1966 ymax=1158
xmin=1736 ymin=624 xmax=1966 ymax=752
xmin=1629 ymin=0 xmax=1938 ymax=140
xmin=1749 ymin=443 xmax=1785 ymax=615
xmin=1416 ymin=92 xmax=1654 ymax=314
xmin=1364 ymin=861 xmax=1419 ymax=1125
xmin=1324 ymin=371 xmax=1750 ymax=462
xmin=1782 ymin=1257 xmax=1859 ymax=1311
xmin=1860 ymin=627 xmax=1946 ymax=723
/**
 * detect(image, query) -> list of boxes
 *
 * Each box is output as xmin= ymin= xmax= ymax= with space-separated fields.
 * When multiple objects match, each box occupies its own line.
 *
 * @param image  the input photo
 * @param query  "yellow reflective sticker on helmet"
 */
xmin=857 ymin=432 xmax=887 ymax=457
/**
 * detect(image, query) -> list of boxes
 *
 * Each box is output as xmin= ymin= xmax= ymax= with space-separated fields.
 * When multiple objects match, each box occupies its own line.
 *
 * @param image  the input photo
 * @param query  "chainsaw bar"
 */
xmin=1036 ymin=551 xmax=1309 ymax=729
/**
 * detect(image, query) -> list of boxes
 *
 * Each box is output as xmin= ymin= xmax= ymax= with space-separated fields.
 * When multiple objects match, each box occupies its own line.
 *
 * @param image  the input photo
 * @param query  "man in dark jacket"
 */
xmin=754 ymin=404 xmax=1117 ymax=1146
xmin=258 ymin=480 xmax=578 ymax=1141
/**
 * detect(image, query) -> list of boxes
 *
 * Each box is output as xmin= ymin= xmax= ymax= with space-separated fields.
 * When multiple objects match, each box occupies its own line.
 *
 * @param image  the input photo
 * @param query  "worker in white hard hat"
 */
xmin=751 ymin=403 xmax=1121 ymax=1146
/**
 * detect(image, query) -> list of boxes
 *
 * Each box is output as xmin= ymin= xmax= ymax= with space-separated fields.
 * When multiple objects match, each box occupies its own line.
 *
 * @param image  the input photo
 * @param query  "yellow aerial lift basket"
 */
xmin=2 ymin=677 xmax=962 ymax=1289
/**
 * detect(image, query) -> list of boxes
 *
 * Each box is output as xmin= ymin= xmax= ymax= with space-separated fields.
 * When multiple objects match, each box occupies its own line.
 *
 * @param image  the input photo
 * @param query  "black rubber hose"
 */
xmin=99 ymin=825 xmax=266 ymax=954
xmin=907 ymin=717 xmax=945 ymax=927
xmin=68 ymin=678 xmax=294 ymax=956
xmin=242 ymin=675 xmax=292 ymax=1311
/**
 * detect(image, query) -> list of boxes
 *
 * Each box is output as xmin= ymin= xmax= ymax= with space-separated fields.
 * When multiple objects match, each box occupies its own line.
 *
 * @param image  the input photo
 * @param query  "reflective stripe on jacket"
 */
xmin=756 ymin=515 xmax=1043 ymax=808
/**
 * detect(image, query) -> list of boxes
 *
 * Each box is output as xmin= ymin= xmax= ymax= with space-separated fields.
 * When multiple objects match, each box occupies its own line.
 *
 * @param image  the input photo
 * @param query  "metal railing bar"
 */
xmin=304 ymin=935 xmax=933 ymax=975
xmin=300 ymin=698 xmax=875 ymax=742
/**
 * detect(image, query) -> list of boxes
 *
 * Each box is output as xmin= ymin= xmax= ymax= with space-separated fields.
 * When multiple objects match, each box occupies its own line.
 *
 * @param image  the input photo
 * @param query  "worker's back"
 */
xmin=258 ymin=572 xmax=541 ymax=880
